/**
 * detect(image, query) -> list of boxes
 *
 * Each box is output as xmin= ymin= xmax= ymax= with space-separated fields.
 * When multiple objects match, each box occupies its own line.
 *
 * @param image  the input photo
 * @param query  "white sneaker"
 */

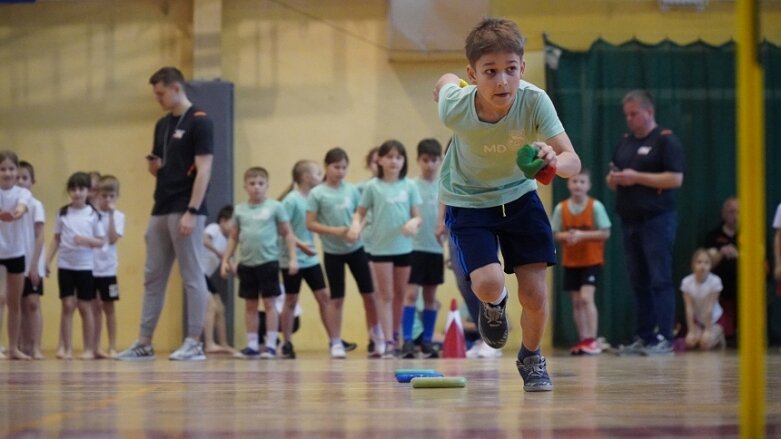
xmin=477 ymin=342 xmax=502 ymax=358
xmin=369 ymin=332 xmax=385 ymax=359
xmin=169 ymin=338 xmax=206 ymax=361
xmin=330 ymin=343 xmax=346 ymax=359
xmin=466 ymin=341 xmax=483 ymax=359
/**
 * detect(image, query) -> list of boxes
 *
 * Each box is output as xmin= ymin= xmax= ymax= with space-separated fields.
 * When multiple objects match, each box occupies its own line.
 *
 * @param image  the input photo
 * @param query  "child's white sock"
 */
xmin=330 ymin=337 xmax=342 ymax=347
xmin=266 ymin=331 xmax=278 ymax=350
xmin=489 ymin=287 xmax=508 ymax=306
xmin=247 ymin=333 xmax=259 ymax=350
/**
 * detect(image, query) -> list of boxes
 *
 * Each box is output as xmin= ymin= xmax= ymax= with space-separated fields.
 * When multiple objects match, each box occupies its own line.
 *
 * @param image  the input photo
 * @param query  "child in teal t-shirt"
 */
xmin=401 ymin=138 xmax=445 ymax=359
xmin=221 ymin=167 xmax=297 ymax=359
xmin=277 ymin=160 xmax=333 ymax=359
xmin=433 ymin=17 xmax=580 ymax=392
xmin=348 ymin=139 xmax=422 ymax=358
xmin=306 ymin=147 xmax=380 ymax=359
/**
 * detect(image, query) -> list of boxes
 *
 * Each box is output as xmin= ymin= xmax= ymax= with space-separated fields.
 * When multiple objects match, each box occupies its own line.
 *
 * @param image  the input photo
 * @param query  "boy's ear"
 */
xmin=466 ymin=64 xmax=477 ymax=84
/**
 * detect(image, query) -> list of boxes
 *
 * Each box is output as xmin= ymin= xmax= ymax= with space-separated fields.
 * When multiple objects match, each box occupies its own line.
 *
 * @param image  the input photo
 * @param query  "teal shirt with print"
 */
xmin=279 ymin=190 xmax=319 ymax=269
xmin=437 ymin=80 xmax=565 ymax=208
xmin=234 ymin=199 xmax=289 ymax=266
xmin=359 ymin=178 xmax=422 ymax=256
xmin=412 ymin=177 xmax=442 ymax=254
xmin=307 ymin=182 xmax=363 ymax=255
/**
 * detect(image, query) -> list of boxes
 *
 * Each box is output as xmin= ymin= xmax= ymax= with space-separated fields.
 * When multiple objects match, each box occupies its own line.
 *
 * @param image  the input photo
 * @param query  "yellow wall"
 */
xmin=2 ymin=0 xmax=778 ymax=354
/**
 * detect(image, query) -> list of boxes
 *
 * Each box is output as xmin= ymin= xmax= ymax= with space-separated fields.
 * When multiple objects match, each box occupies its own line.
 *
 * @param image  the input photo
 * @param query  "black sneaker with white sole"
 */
xmin=478 ymin=296 xmax=508 ymax=349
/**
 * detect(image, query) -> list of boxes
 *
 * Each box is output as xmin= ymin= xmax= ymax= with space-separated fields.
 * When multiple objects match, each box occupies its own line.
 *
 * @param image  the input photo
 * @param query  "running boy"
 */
xmin=433 ymin=17 xmax=580 ymax=391
xmin=551 ymin=169 xmax=611 ymax=355
xmin=221 ymin=167 xmax=298 ymax=359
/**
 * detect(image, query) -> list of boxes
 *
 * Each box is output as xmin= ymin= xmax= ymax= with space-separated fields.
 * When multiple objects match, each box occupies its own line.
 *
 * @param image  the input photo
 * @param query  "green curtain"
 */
xmin=544 ymin=38 xmax=781 ymax=347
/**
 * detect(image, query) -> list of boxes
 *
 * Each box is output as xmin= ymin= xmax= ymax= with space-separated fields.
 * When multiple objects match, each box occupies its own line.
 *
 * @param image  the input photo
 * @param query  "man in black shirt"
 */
xmin=117 ymin=67 xmax=214 ymax=361
xmin=607 ymin=89 xmax=684 ymax=356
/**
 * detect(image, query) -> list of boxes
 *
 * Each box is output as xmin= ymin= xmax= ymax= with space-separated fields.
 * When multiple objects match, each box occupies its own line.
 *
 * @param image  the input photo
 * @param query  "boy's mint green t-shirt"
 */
xmin=279 ymin=190 xmax=319 ymax=269
xmin=359 ymin=178 xmax=422 ymax=256
xmin=412 ymin=177 xmax=443 ymax=254
xmin=437 ymin=80 xmax=565 ymax=208
xmin=307 ymin=181 xmax=362 ymax=255
xmin=234 ymin=199 xmax=289 ymax=266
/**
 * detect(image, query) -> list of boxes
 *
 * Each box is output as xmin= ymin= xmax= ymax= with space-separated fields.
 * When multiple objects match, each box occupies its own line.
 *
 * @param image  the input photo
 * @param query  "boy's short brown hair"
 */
xmin=98 ymin=175 xmax=120 ymax=194
xmin=244 ymin=166 xmax=269 ymax=181
xmin=465 ymin=18 xmax=526 ymax=66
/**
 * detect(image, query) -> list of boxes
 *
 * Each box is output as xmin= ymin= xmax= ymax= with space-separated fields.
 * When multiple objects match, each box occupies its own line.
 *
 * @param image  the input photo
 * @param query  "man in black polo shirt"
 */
xmin=607 ymin=89 xmax=684 ymax=356
xmin=117 ymin=67 xmax=214 ymax=361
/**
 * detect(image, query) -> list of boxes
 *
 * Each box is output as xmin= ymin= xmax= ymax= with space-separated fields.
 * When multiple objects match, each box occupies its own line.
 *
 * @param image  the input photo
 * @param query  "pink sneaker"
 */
xmin=569 ymin=341 xmax=585 ymax=356
xmin=580 ymin=340 xmax=602 ymax=355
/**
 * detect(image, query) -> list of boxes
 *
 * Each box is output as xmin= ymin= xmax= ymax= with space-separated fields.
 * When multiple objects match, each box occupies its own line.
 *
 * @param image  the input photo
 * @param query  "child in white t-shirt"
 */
xmin=46 ymin=172 xmax=105 ymax=360
xmin=0 ymin=151 xmax=33 ymax=360
xmin=681 ymin=248 xmax=725 ymax=350
xmin=17 ymin=160 xmax=46 ymax=359
xmin=92 ymin=175 xmax=125 ymax=358
xmin=201 ymin=204 xmax=235 ymax=354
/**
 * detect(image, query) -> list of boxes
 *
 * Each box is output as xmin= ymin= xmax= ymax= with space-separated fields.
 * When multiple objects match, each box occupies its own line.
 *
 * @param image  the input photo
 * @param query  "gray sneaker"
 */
xmin=642 ymin=338 xmax=674 ymax=356
xmin=617 ymin=338 xmax=645 ymax=356
xmin=116 ymin=342 xmax=155 ymax=361
xmin=516 ymin=354 xmax=553 ymax=392
xmin=478 ymin=297 xmax=508 ymax=349
xmin=169 ymin=338 xmax=206 ymax=361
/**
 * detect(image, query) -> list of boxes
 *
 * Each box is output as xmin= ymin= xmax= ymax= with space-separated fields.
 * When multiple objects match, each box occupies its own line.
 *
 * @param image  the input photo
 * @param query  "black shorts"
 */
xmin=58 ymin=268 xmax=95 ymax=301
xmin=323 ymin=248 xmax=374 ymax=299
xmin=237 ymin=262 xmax=281 ymax=299
xmin=562 ymin=265 xmax=601 ymax=291
xmin=23 ymin=277 xmax=43 ymax=297
xmin=409 ymin=251 xmax=444 ymax=285
xmin=0 ymin=256 xmax=25 ymax=274
xmin=94 ymin=276 xmax=120 ymax=302
xmin=282 ymin=264 xmax=327 ymax=294
xmin=368 ymin=252 xmax=412 ymax=266
xmin=446 ymin=191 xmax=556 ymax=276
xmin=205 ymin=274 xmax=217 ymax=294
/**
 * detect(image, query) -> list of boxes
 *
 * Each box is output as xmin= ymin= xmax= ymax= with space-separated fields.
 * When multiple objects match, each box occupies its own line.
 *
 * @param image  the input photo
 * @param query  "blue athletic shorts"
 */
xmin=445 ymin=191 xmax=556 ymax=278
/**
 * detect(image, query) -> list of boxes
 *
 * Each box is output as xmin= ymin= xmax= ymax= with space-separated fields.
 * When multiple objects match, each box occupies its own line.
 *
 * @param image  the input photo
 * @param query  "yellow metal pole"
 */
xmin=736 ymin=0 xmax=766 ymax=438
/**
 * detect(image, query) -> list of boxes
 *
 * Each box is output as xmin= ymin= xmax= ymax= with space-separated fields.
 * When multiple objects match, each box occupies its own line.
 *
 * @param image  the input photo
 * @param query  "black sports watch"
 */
xmin=187 ymin=206 xmax=199 ymax=215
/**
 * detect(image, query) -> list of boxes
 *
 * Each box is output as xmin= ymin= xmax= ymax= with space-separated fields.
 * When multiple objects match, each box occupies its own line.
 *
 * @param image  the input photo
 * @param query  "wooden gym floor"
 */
xmin=1 ymin=350 xmax=780 ymax=438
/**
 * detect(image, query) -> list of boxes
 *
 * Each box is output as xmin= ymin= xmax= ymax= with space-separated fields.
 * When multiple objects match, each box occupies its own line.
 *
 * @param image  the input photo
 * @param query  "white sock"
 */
xmin=489 ymin=287 xmax=508 ymax=306
xmin=266 ymin=331 xmax=278 ymax=350
xmin=371 ymin=324 xmax=384 ymax=339
xmin=247 ymin=333 xmax=259 ymax=350
xmin=330 ymin=337 xmax=342 ymax=347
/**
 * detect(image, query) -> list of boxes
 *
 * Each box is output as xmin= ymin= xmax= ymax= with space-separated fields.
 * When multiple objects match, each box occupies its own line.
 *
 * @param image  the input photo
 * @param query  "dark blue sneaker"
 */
xmin=235 ymin=346 xmax=261 ymax=359
xmin=478 ymin=296 xmax=508 ymax=349
xmin=260 ymin=347 xmax=277 ymax=359
xmin=516 ymin=354 xmax=553 ymax=392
